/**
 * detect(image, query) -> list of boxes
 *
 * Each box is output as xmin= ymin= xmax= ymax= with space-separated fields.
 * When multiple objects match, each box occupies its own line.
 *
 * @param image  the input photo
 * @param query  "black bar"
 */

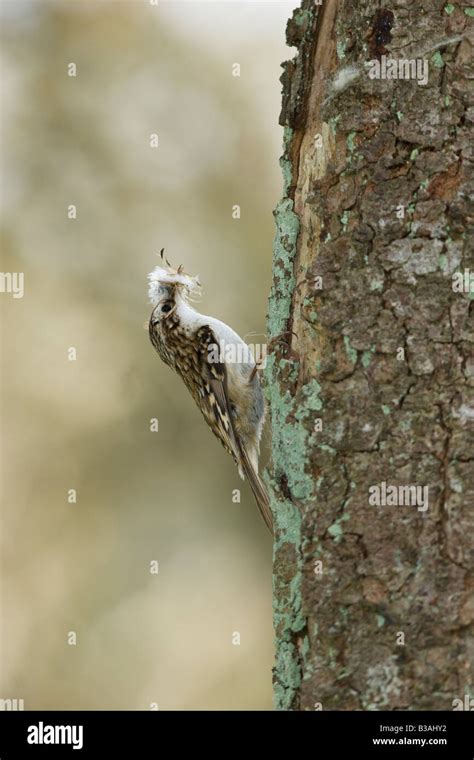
xmin=0 ymin=710 xmax=472 ymax=757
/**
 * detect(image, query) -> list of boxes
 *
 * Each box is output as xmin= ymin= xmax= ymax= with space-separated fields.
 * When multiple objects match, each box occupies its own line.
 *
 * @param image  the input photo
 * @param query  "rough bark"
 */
xmin=265 ymin=0 xmax=474 ymax=710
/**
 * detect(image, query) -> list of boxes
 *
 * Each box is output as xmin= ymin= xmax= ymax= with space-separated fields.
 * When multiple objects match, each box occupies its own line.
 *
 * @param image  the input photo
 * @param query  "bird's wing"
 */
xmin=195 ymin=325 xmax=273 ymax=534
xmin=194 ymin=325 xmax=243 ymax=465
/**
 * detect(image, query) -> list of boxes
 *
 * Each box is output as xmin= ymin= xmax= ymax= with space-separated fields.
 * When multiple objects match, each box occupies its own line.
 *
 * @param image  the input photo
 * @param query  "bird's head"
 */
xmin=148 ymin=251 xmax=201 ymax=323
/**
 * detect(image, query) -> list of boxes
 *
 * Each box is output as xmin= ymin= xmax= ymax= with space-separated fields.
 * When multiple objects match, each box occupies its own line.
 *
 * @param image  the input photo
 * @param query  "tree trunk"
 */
xmin=266 ymin=0 xmax=473 ymax=711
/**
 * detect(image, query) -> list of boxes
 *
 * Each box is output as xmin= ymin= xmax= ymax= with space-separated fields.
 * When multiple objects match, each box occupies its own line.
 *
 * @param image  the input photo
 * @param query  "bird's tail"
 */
xmin=240 ymin=448 xmax=273 ymax=534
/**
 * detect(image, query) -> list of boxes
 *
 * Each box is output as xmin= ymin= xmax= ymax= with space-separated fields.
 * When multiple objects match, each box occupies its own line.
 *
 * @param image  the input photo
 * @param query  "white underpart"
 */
xmin=178 ymin=300 xmax=256 ymax=368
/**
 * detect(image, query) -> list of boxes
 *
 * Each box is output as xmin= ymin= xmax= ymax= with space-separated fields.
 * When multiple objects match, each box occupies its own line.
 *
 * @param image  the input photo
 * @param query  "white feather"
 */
xmin=148 ymin=265 xmax=201 ymax=304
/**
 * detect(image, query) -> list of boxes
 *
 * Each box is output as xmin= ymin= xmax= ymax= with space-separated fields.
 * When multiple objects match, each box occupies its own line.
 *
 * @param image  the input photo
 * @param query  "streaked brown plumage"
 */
xmin=148 ymin=261 xmax=273 ymax=534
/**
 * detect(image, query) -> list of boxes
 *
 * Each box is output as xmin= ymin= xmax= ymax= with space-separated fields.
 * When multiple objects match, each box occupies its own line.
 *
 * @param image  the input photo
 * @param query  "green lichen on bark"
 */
xmin=268 ymin=199 xmax=299 ymax=340
xmin=266 ymin=200 xmax=307 ymax=707
xmin=268 ymin=0 xmax=474 ymax=712
xmin=265 ymin=370 xmax=325 ymax=708
xmin=266 ymin=0 xmax=331 ymax=711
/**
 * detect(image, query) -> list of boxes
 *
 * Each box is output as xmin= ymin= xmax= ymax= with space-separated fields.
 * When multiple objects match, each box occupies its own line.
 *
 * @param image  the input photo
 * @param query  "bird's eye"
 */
xmin=161 ymin=303 xmax=173 ymax=314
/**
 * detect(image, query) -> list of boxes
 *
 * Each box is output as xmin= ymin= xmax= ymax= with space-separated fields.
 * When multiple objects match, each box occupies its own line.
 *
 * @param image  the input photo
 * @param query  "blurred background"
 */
xmin=0 ymin=0 xmax=293 ymax=709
